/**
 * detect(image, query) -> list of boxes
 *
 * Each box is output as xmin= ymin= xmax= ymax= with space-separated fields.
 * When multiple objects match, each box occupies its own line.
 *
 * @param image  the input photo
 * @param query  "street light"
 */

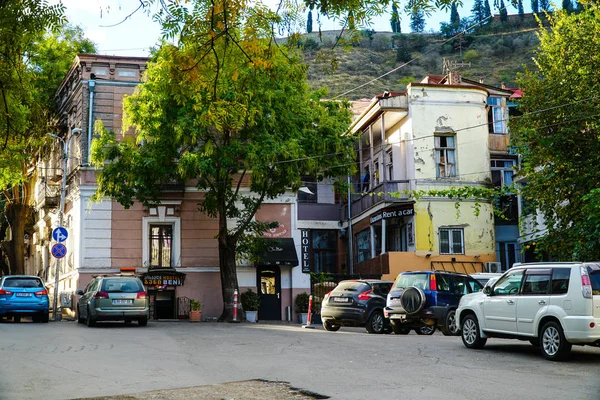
xmin=48 ymin=128 xmax=82 ymax=321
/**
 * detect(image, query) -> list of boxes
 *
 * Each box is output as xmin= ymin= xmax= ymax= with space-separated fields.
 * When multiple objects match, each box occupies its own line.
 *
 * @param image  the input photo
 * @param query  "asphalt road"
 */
xmin=1 ymin=319 xmax=599 ymax=400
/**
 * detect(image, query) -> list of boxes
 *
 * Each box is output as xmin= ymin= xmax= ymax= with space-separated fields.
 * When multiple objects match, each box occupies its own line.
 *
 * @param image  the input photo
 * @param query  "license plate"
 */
xmin=16 ymin=293 xmax=31 ymax=297
xmin=333 ymin=297 xmax=349 ymax=303
xmin=112 ymin=299 xmax=133 ymax=305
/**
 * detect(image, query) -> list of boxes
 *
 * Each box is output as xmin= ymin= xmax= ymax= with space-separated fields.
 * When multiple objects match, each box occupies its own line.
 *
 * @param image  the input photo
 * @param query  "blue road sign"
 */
xmin=52 ymin=227 xmax=68 ymax=243
xmin=51 ymin=243 xmax=67 ymax=259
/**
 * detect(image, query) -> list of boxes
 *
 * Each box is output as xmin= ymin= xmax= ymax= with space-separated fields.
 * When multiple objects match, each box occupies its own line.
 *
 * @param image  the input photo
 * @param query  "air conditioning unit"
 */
xmin=485 ymin=262 xmax=502 ymax=273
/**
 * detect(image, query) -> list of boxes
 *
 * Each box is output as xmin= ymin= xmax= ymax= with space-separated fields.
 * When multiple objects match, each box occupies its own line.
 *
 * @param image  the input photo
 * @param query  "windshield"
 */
xmin=394 ymin=273 xmax=428 ymax=290
xmin=3 ymin=277 xmax=44 ymax=288
xmin=101 ymin=278 xmax=143 ymax=293
xmin=334 ymin=281 xmax=370 ymax=293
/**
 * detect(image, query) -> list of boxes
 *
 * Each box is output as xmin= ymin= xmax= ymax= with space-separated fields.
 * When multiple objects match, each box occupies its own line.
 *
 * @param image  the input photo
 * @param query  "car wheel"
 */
xmin=86 ymin=307 xmax=96 ymax=327
xmin=390 ymin=320 xmax=410 ymax=335
xmin=138 ymin=317 xmax=148 ymax=327
xmin=323 ymin=320 xmax=341 ymax=332
xmin=366 ymin=310 xmax=385 ymax=334
xmin=415 ymin=325 xmax=436 ymax=335
xmin=441 ymin=309 xmax=459 ymax=336
xmin=461 ymin=314 xmax=487 ymax=349
xmin=540 ymin=321 xmax=571 ymax=361
xmin=77 ymin=305 xmax=85 ymax=324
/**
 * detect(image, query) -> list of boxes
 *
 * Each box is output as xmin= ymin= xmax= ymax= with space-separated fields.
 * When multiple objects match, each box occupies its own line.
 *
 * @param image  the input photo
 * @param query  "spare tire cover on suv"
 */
xmin=400 ymin=286 xmax=426 ymax=314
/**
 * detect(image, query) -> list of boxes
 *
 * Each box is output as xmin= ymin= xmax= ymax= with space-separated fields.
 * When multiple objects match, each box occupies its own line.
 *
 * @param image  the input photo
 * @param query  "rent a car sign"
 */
xmin=370 ymin=206 xmax=414 ymax=224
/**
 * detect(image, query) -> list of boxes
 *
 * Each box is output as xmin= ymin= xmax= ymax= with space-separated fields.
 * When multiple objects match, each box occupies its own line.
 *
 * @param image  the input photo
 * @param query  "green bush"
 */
xmin=294 ymin=292 xmax=310 ymax=313
xmin=241 ymin=288 xmax=261 ymax=311
xmin=190 ymin=299 xmax=202 ymax=311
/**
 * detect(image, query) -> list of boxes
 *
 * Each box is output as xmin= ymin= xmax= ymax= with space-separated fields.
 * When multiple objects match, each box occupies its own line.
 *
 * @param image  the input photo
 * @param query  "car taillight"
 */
xmin=35 ymin=289 xmax=48 ymax=296
xmin=429 ymin=274 xmax=437 ymax=291
xmin=0 ymin=289 xmax=13 ymax=295
xmin=358 ymin=290 xmax=372 ymax=301
xmin=136 ymin=292 xmax=147 ymax=299
xmin=95 ymin=291 xmax=109 ymax=299
xmin=581 ymin=267 xmax=592 ymax=299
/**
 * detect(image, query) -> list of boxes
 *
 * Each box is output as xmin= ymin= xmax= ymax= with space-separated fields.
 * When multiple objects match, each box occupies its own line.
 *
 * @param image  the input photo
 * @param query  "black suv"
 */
xmin=384 ymin=271 xmax=483 ymax=336
xmin=321 ymin=279 xmax=393 ymax=334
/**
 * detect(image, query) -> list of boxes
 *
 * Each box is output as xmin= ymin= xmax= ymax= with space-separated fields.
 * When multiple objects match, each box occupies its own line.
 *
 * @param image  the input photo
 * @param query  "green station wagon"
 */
xmin=76 ymin=275 xmax=149 ymax=327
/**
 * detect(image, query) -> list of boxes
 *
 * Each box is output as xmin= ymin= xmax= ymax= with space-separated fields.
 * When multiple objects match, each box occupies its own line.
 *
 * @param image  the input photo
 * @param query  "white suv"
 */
xmin=456 ymin=262 xmax=600 ymax=360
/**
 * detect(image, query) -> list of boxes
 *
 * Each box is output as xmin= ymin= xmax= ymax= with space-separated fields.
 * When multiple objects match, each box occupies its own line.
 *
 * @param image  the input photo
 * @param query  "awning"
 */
xmin=257 ymin=238 xmax=299 ymax=267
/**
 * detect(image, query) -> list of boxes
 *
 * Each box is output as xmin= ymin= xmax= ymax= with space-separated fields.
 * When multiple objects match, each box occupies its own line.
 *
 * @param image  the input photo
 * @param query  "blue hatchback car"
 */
xmin=0 ymin=275 xmax=50 ymax=323
xmin=384 ymin=271 xmax=483 ymax=336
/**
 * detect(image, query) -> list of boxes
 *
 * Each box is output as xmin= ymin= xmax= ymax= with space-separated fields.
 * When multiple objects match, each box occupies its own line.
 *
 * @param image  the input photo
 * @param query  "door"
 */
xmin=482 ymin=269 xmax=524 ymax=333
xmin=257 ymin=266 xmax=281 ymax=320
xmin=517 ymin=269 xmax=551 ymax=335
xmin=154 ymin=290 xmax=175 ymax=319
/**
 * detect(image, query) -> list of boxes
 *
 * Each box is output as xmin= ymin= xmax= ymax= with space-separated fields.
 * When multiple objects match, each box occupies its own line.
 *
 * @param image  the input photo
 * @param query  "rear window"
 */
xmin=334 ymin=281 xmax=370 ymax=293
xmin=588 ymin=268 xmax=600 ymax=295
xmin=3 ymin=277 xmax=43 ymax=288
xmin=101 ymin=278 xmax=143 ymax=293
xmin=394 ymin=273 xmax=429 ymax=290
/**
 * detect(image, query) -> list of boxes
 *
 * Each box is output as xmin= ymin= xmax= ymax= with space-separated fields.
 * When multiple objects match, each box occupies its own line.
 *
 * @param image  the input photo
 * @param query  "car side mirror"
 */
xmin=76 ymin=290 xmax=84 ymax=296
xmin=483 ymin=286 xmax=492 ymax=295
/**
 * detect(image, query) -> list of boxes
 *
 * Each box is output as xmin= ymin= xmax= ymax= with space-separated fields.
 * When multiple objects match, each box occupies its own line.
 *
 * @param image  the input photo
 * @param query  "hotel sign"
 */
xmin=301 ymin=230 xmax=310 ymax=273
xmin=141 ymin=271 xmax=186 ymax=287
xmin=370 ymin=206 xmax=414 ymax=224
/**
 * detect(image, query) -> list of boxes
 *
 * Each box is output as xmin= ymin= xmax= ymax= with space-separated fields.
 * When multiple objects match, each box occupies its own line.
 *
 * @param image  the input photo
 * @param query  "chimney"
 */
xmin=448 ymin=71 xmax=461 ymax=85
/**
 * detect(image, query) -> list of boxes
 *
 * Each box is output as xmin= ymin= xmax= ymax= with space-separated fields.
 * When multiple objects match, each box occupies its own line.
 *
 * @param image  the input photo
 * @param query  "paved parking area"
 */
xmin=1 ymin=319 xmax=599 ymax=400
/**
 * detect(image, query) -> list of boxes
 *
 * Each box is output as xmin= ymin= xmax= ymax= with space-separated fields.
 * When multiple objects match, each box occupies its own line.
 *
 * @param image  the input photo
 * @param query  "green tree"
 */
xmin=0 ymin=1 xmax=83 ymax=275
xmin=511 ymin=5 xmax=600 ymax=260
xmin=561 ymin=0 xmax=573 ymax=12
xmin=540 ymin=0 xmax=552 ymax=11
xmin=390 ymin=4 xmax=401 ymax=33
xmin=307 ymin=10 xmax=313 ymax=33
xmin=518 ymin=0 xmax=525 ymax=18
xmin=410 ymin=7 xmax=426 ymax=32
xmin=91 ymin=0 xmax=356 ymax=321
xmin=531 ymin=0 xmax=540 ymax=13
xmin=499 ymin=0 xmax=508 ymax=22
xmin=471 ymin=0 xmax=485 ymax=23
xmin=450 ymin=3 xmax=460 ymax=28
xmin=484 ymin=0 xmax=493 ymax=21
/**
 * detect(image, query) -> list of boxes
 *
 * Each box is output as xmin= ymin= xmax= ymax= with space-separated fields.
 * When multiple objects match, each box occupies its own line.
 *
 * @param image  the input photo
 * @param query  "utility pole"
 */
xmin=48 ymin=128 xmax=81 ymax=321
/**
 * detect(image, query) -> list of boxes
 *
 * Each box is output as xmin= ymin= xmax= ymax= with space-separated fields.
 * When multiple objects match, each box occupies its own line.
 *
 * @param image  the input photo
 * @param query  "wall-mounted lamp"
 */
xmin=298 ymin=186 xmax=314 ymax=195
xmin=425 ymin=253 xmax=431 ymax=258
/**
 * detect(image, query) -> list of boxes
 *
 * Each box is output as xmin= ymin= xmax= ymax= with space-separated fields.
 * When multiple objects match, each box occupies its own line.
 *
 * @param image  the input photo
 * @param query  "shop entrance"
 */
xmin=257 ymin=266 xmax=281 ymax=320
xmin=149 ymin=290 xmax=176 ymax=320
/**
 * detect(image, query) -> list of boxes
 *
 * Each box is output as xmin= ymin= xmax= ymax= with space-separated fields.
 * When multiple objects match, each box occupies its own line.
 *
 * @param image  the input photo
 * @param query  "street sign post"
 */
xmin=52 ymin=227 xmax=68 ymax=243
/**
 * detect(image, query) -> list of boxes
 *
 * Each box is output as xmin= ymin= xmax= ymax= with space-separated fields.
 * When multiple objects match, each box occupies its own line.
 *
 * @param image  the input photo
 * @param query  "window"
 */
xmin=439 ymin=228 xmax=464 ymax=254
xmin=435 ymin=135 xmax=456 ymax=178
xmin=387 ymin=150 xmax=393 ymax=180
xmin=493 ymin=269 xmax=524 ymax=295
xmin=435 ymin=274 xmax=451 ymax=292
xmin=150 ymin=224 xmax=173 ymax=268
xmin=522 ymin=269 xmax=551 ymax=295
xmin=551 ymin=268 xmax=571 ymax=295
xmin=311 ymin=230 xmax=337 ymax=274
xmin=298 ymin=176 xmax=317 ymax=204
xmin=356 ymin=230 xmax=371 ymax=263
xmin=491 ymin=159 xmax=515 ymax=187
xmin=487 ymin=97 xmax=506 ymax=134
xmin=374 ymin=161 xmax=380 ymax=185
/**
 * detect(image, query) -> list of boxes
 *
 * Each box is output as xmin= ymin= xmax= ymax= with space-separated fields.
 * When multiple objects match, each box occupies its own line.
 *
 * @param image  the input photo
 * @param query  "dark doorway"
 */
xmin=257 ymin=266 xmax=281 ymax=320
xmin=152 ymin=290 xmax=175 ymax=320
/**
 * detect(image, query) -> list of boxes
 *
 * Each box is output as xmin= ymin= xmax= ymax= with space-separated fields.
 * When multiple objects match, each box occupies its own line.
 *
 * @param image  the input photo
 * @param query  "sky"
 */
xmin=52 ymin=0 xmax=533 ymax=57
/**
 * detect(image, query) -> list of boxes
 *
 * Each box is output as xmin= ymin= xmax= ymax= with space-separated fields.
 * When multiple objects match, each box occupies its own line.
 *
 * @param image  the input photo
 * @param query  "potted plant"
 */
xmin=241 ymin=288 xmax=260 ymax=323
xmin=189 ymin=299 xmax=202 ymax=322
xmin=295 ymin=292 xmax=310 ymax=324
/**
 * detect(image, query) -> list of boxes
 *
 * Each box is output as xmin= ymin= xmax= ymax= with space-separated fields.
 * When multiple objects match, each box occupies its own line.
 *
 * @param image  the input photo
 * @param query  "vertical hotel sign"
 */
xmin=301 ymin=230 xmax=310 ymax=273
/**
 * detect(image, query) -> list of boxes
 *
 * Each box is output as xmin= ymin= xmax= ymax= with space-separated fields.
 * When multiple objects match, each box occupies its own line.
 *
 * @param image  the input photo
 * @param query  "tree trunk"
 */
xmin=217 ymin=234 xmax=242 ymax=322
xmin=4 ymin=203 xmax=27 ymax=275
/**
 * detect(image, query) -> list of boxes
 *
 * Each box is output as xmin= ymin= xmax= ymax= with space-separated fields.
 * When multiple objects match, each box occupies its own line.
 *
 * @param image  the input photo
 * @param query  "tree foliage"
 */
xmin=390 ymin=4 xmax=401 ymax=33
xmin=91 ymin=0 xmax=356 ymax=321
xmin=511 ymin=4 xmax=600 ymax=260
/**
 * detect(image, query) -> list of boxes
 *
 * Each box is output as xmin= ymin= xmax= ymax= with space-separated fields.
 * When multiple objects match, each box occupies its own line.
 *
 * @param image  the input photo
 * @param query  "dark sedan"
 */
xmin=321 ymin=279 xmax=393 ymax=334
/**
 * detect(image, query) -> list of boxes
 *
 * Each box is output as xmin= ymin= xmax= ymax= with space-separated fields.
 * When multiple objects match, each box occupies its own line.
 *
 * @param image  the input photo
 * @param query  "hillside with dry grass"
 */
xmin=299 ymin=16 xmax=544 ymax=100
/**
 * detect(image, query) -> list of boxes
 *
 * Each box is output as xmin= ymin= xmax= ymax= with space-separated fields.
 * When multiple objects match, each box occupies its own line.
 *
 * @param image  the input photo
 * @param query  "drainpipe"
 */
xmin=86 ymin=80 xmax=96 ymax=165
xmin=347 ymin=175 xmax=353 ymax=275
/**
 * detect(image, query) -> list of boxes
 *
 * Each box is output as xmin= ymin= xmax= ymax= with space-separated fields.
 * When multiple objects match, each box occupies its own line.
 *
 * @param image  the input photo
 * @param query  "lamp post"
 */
xmin=48 ymin=128 xmax=81 ymax=321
